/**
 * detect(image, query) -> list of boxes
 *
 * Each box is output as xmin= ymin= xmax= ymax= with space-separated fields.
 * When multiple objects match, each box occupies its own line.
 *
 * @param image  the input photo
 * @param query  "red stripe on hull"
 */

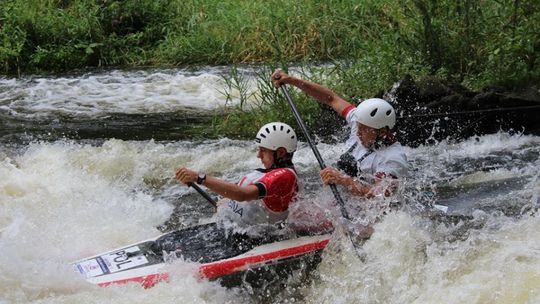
xmin=98 ymin=272 xmax=170 ymax=289
xmin=199 ymin=239 xmax=329 ymax=279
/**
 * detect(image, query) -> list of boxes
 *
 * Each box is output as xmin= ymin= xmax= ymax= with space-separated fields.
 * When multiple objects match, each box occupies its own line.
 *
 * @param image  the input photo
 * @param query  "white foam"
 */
xmin=0 ymin=131 xmax=539 ymax=303
xmin=301 ymin=211 xmax=540 ymax=304
xmin=0 ymin=68 xmax=260 ymax=119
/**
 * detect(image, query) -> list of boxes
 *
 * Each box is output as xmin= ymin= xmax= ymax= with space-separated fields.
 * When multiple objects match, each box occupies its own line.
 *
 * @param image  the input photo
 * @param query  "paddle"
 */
xmin=277 ymin=83 xmax=363 ymax=255
xmin=188 ymin=182 xmax=217 ymax=208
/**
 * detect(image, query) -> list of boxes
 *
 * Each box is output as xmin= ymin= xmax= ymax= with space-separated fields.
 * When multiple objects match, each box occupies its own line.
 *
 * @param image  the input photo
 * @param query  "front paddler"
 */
xmin=175 ymin=122 xmax=299 ymax=235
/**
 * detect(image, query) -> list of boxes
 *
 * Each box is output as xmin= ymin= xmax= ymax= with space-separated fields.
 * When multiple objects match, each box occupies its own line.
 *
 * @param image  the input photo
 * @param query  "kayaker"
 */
xmin=271 ymin=71 xmax=408 ymax=239
xmin=271 ymin=70 xmax=408 ymax=198
xmin=175 ymin=122 xmax=299 ymax=236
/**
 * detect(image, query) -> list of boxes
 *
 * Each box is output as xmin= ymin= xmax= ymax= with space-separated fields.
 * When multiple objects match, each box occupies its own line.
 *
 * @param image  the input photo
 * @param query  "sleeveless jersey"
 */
xmin=216 ymin=167 xmax=298 ymax=228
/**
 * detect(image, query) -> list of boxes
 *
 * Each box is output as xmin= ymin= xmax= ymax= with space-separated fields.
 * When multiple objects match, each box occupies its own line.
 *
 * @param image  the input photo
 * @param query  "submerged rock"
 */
xmin=390 ymin=77 xmax=540 ymax=147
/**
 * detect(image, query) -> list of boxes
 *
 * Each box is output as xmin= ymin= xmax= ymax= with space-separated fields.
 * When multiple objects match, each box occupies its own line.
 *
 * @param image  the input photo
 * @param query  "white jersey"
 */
xmin=343 ymin=107 xmax=409 ymax=180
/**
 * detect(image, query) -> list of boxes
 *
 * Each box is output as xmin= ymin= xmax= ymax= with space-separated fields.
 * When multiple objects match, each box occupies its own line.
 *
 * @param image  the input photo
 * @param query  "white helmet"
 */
xmin=255 ymin=122 xmax=297 ymax=153
xmin=352 ymin=98 xmax=396 ymax=129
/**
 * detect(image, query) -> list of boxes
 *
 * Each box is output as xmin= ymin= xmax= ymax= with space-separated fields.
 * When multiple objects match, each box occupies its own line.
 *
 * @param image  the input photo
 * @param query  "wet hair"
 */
xmin=271 ymin=151 xmax=295 ymax=170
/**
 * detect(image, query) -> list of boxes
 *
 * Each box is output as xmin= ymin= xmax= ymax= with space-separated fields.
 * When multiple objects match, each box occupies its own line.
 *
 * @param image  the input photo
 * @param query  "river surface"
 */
xmin=1 ymin=68 xmax=539 ymax=304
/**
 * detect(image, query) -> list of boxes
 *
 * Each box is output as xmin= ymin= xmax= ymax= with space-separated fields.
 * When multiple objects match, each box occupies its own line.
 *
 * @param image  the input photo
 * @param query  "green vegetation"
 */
xmin=209 ymin=66 xmax=324 ymax=139
xmin=1 ymin=0 xmax=539 ymax=137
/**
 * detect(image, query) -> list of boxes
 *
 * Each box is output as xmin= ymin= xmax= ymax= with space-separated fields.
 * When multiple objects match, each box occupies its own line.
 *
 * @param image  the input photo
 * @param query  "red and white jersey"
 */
xmin=341 ymin=105 xmax=409 ymax=180
xmin=216 ymin=167 xmax=298 ymax=228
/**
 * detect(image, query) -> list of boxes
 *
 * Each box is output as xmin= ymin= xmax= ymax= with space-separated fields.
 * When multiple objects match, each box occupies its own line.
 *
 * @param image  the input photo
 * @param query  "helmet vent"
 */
xmin=370 ymin=108 xmax=378 ymax=117
xmin=386 ymin=109 xmax=392 ymax=116
xmin=255 ymin=122 xmax=297 ymax=153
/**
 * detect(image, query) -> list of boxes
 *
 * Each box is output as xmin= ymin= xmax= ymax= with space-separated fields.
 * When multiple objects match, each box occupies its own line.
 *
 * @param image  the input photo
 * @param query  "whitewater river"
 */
xmin=1 ymin=68 xmax=539 ymax=304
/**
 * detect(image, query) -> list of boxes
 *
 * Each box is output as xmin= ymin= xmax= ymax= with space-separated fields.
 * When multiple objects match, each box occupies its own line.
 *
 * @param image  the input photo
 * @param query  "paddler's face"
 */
xmin=356 ymin=122 xmax=378 ymax=148
xmin=257 ymin=146 xmax=275 ymax=169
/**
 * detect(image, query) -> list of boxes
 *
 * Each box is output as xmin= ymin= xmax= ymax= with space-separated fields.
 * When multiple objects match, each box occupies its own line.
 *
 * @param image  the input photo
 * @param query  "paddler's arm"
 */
xmin=320 ymin=167 xmax=397 ymax=198
xmin=175 ymin=167 xmax=259 ymax=202
xmin=320 ymin=167 xmax=371 ymax=197
xmin=271 ymin=69 xmax=353 ymax=116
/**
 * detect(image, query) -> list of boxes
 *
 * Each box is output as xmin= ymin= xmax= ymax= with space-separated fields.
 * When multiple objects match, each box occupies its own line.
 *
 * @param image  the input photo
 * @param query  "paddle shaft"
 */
xmin=189 ymin=182 xmax=217 ymax=208
xmin=279 ymin=84 xmax=363 ymax=258
xmin=279 ymin=85 xmax=351 ymax=220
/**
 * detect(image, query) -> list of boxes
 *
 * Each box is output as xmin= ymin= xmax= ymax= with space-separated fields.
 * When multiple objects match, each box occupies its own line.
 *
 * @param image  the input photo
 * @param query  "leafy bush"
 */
xmin=0 ymin=0 xmax=538 ymax=90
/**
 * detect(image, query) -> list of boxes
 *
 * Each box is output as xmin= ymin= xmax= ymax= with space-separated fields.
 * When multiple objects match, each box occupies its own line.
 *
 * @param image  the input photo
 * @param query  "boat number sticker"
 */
xmin=103 ymin=246 xmax=149 ymax=273
xmin=75 ymin=246 xmax=149 ymax=278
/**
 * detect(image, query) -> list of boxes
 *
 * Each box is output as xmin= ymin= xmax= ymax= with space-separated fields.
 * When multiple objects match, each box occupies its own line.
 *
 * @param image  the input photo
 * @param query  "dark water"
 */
xmin=0 ymin=111 xmax=216 ymax=143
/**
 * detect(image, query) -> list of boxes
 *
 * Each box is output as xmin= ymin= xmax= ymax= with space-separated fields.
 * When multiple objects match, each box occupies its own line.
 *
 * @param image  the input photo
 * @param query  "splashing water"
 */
xmin=1 ymin=68 xmax=539 ymax=303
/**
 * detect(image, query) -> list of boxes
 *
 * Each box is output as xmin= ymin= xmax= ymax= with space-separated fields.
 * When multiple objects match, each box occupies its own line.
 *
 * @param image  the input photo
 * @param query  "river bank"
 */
xmin=2 ymin=0 xmax=539 ymax=145
xmin=2 ymin=0 xmax=538 ymax=93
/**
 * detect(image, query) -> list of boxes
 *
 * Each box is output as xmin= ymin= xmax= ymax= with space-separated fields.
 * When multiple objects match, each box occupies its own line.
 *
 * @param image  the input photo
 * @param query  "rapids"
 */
xmin=0 ymin=69 xmax=539 ymax=304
